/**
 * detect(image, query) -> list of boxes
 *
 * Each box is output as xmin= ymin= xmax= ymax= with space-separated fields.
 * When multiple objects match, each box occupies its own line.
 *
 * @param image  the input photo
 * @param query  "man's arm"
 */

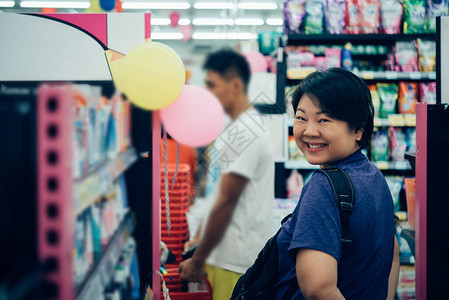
xmin=179 ymin=173 xmax=248 ymax=281
xmin=296 ymin=249 xmax=345 ymax=300
xmin=387 ymin=236 xmax=400 ymax=300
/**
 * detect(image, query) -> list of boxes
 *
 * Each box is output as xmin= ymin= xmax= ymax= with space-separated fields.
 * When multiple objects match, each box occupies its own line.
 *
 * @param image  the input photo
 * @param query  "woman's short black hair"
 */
xmin=203 ymin=48 xmax=251 ymax=92
xmin=291 ymin=68 xmax=374 ymax=149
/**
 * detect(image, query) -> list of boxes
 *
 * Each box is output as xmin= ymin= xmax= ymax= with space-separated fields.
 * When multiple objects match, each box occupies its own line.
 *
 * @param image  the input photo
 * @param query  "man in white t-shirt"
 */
xmin=179 ymin=49 xmax=275 ymax=300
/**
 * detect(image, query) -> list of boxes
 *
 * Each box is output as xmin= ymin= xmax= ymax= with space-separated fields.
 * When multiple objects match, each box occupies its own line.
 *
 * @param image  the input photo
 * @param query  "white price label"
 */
xmin=385 ymin=72 xmax=398 ymax=80
xmin=409 ymin=72 xmax=422 ymax=80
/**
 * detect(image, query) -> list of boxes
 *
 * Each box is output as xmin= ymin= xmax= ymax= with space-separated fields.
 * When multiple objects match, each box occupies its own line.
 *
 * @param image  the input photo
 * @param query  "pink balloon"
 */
xmin=180 ymin=24 xmax=193 ymax=41
xmin=170 ymin=11 xmax=180 ymax=27
xmin=160 ymin=85 xmax=225 ymax=147
xmin=243 ymin=51 xmax=267 ymax=73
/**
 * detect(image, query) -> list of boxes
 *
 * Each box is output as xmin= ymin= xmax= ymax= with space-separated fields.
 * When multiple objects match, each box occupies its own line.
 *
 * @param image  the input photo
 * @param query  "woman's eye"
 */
xmin=319 ymin=119 xmax=329 ymax=123
xmin=295 ymin=116 xmax=306 ymax=121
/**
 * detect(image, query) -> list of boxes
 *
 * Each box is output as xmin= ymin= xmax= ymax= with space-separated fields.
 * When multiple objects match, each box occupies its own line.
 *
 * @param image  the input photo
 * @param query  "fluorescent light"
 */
xmin=235 ymin=18 xmax=264 ymax=26
xmin=179 ymin=18 xmax=191 ymax=25
xmin=151 ymin=32 xmax=184 ymax=40
xmin=0 ymin=1 xmax=15 ymax=7
xmin=122 ymin=2 xmax=190 ymax=9
xmin=192 ymin=32 xmax=257 ymax=40
xmin=266 ymin=18 xmax=283 ymax=26
xmin=238 ymin=2 xmax=278 ymax=9
xmin=193 ymin=2 xmax=235 ymax=9
xmin=192 ymin=18 xmax=234 ymax=26
xmin=151 ymin=18 xmax=171 ymax=25
xmin=20 ymin=1 xmax=90 ymax=8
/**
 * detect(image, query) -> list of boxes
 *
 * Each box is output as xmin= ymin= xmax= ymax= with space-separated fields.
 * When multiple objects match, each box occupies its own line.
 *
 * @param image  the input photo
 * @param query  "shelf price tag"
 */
xmin=404 ymin=114 xmax=416 ymax=126
xmin=429 ymin=72 xmax=436 ymax=80
xmin=362 ymin=71 xmax=374 ymax=80
xmin=388 ymin=114 xmax=405 ymax=126
xmin=374 ymin=117 xmax=382 ymax=127
xmin=375 ymin=161 xmax=389 ymax=170
xmin=409 ymin=72 xmax=422 ymax=80
xmin=385 ymin=71 xmax=398 ymax=80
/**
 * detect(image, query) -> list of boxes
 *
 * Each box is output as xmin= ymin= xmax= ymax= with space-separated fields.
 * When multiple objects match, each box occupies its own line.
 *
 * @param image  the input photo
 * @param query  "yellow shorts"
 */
xmin=206 ymin=264 xmax=243 ymax=300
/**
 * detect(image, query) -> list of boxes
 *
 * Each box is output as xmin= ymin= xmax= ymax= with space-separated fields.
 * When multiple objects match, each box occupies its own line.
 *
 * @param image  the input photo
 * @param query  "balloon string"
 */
xmin=163 ymin=129 xmax=171 ymax=234
xmin=172 ymin=142 xmax=180 ymax=188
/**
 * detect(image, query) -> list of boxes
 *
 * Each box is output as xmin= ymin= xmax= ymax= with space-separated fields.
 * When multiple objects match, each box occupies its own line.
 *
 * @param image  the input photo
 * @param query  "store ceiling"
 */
xmin=0 ymin=0 xmax=285 ymax=40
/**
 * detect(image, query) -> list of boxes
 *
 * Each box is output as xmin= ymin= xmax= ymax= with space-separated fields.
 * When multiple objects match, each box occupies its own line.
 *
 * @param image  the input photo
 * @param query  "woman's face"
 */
xmin=293 ymin=94 xmax=362 ymax=168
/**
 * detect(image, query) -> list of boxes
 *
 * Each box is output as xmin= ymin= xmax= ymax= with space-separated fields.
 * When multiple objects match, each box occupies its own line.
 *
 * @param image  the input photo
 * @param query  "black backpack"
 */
xmin=231 ymin=167 xmax=354 ymax=300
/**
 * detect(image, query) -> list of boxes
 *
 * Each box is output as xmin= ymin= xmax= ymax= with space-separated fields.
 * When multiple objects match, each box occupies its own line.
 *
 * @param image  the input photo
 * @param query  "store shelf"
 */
xmin=374 ymin=160 xmax=411 ymax=170
xmin=284 ymin=160 xmax=319 ymax=169
xmin=74 ymin=147 xmax=138 ymax=215
xmin=287 ymin=33 xmax=435 ymax=45
xmin=76 ymin=212 xmax=135 ymax=300
xmin=287 ymin=71 xmax=436 ymax=83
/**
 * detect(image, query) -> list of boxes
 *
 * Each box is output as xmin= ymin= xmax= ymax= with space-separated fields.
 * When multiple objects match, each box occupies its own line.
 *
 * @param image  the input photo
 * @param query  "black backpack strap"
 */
xmin=315 ymin=167 xmax=354 ymax=244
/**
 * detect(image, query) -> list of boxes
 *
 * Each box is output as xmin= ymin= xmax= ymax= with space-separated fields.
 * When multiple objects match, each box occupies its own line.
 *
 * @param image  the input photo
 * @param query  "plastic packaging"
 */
xmin=346 ymin=0 xmax=361 ymax=33
xmin=385 ymin=176 xmax=404 ymax=212
xmin=324 ymin=0 xmax=346 ymax=34
xmin=372 ymin=128 xmax=390 ymax=161
xmin=425 ymin=0 xmax=449 ymax=33
xmin=325 ymin=47 xmax=342 ymax=69
xmin=419 ymin=82 xmax=437 ymax=104
xmin=395 ymin=41 xmax=419 ymax=72
xmin=380 ymin=0 xmax=403 ymax=33
xmin=390 ymin=127 xmax=407 ymax=161
xmin=284 ymin=0 xmax=307 ymax=34
xmin=403 ymin=0 xmax=426 ymax=33
xmin=341 ymin=43 xmax=353 ymax=70
xmin=304 ymin=0 xmax=324 ymax=34
xmin=417 ymin=38 xmax=436 ymax=72
xmin=398 ymin=82 xmax=418 ymax=114
xmin=377 ymin=83 xmax=398 ymax=117
xmin=405 ymin=127 xmax=416 ymax=152
xmin=369 ymin=85 xmax=381 ymax=118
xmin=360 ymin=0 xmax=381 ymax=33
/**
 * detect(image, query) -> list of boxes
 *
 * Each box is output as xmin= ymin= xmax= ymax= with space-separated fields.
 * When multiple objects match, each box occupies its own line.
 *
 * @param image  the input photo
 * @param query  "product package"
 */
xmin=259 ymin=31 xmax=281 ymax=55
xmin=360 ymin=0 xmax=381 ymax=33
xmin=369 ymin=85 xmax=381 ymax=117
xmin=284 ymin=0 xmax=307 ymax=34
xmin=398 ymin=82 xmax=418 ymax=114
xmin=390 ymin=127 xmax=407 ymax=161
xmin=405 ymin=127 xmax=416 ymax=152
xmin=304 ymin=0 xmax=324 ymax=34
xmin=325 ymin=47 xmax=342 ymax=69
xmin=346 ymin=0 xmax=361 ymax=33
xmin=417 ymin=38 xmax=436 ymax=72
xmin=404 ymin=177 xmax=416 ymax=228
xmin=403 ymin=0 xmax=426 ymax=33
xmin=419 ymin=82 xmax=437 ymax=104
xmin=385 ymin=176 xmax=404 ymax=211
xmin=372 ymin=128 xmax=390 ymax=161
xmin=377 ymin=83 xmax=398 ymax=117
xmin=395 ymin=41 xmax=419 ymax=72
xmin=425 ymin=0 xmax=449 ymax=33
xmin=380 ymin=0 xmax=403 ymax=33
xmin=324 ymin=0 xmax=346 ymax=33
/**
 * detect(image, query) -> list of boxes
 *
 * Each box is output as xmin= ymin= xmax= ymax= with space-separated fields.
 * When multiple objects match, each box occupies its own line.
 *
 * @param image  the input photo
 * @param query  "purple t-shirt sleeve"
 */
xmin=288 ymin=173 xmax=342 ymax=262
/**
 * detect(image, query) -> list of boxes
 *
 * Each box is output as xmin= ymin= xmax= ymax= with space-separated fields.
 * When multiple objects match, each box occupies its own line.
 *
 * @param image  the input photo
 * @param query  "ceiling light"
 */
xmin=122 ymin=2 xmax=190 ymax=10
xmin=192 ymin=32 xmax=257 ymax=40
xmin=192 ymin=18 xmax=234 ymax=26
xmin=235 ymin=18 xmax=264 ymax=26
xmin=151 ymin=32 xmax=184 ymax=40
xmin=266 ymin=18 xmax=283 ymax=26
xmin=179 ymin=18 xmax=191 ymax=25
xmin=20 ymin=1 xmax=90 ymax=8
xmin=0 ymin=1 xmax=15 ymax=7
xmin=238 ymin=2 xmax=278 ymax=9
xmin=193 ymin=2 xmax=235 ymax=9
xmin=151 ymin=18 xmax=171 ymax=25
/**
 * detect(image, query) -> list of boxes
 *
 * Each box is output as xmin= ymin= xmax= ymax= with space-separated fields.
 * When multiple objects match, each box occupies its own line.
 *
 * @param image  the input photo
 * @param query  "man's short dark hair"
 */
xmin=203 ymin=49 xmax=251 ymax=92
xmin=291 ymin=68 xmax=374 ymax=149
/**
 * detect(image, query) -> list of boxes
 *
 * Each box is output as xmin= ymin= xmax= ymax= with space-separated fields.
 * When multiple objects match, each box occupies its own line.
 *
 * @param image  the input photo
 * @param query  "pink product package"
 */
xmin=380 ymin=0 xmax=403 ymax=34
xmin=360 ymin=0 xmax=381 ymax=33
xmin=314 ymin=57 xmax=328 ymax=71
xmin=325 ymin=47 xmax=342 ymax=69
xmin=395 ymin=41 xmax=419 ymax=72
xmin=346 ymin=0 xmax=361 ymax=33
xmin=324 ymin=0 xmax=347 ymax=34
xmin=419 ymin=82 xmax=437 ymax=104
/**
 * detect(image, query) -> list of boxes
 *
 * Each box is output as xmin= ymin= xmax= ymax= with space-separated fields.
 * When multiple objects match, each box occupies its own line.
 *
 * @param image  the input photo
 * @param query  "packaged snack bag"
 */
xmin=369 ymin=85 xmax=381 ymax=117
xmin=419 ymin=82 xmax=437 ymax=104
xmin=380 ymin=0 xmax=403 ymax=33
xmin=425 ymin=0 xmax=449 ymax=33
xmin=325 ymin=47 xmax=342 ymax=69
xmin=417 ymin=38 xmax=436 ymax=72
xmin=360 ymin=0 xmax=381 ymax=33
xmin=284 ymin=0 xmax=307 ymax=34
xmin=390 ymin=127 xmax=407 ymax=161
xmin=405 ymin=127 xmax=416 ymax=152
xmin=304 ymin=0 xmax=324 ymax=34
xmin=385 ymin=176 xmax=404 ymax=212
xmin=377 ymin=83 xmax=398 ymax=117
xmin=395 ymin=41 xmax=419 ymax=72
xmin=324 ymin=0 xmax=346 ymax=34
xmin=372 ymin=128 xmax=390 ymax=161
xmin=398 ymin=82 xmax=418 ymax=114
xmin=403 ymin=0 xmax=426 ymax=33
xmin=346 ymin=0 xmax=361 ymax=33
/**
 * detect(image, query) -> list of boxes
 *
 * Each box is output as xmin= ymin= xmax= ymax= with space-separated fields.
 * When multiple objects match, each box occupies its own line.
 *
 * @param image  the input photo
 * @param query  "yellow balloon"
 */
xmin=120 ymin=42 xmax=185 ymax=111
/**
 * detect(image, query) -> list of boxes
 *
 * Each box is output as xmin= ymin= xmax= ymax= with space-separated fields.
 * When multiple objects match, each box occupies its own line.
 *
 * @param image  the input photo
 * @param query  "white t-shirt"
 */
xmin=201 ymin=107 xmax=275 ymax=274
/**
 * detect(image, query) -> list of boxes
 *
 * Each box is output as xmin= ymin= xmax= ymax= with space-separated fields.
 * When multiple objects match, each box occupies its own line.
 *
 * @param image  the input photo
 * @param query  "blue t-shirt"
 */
xmin=274 ymin=150 xmax=395 ymax=299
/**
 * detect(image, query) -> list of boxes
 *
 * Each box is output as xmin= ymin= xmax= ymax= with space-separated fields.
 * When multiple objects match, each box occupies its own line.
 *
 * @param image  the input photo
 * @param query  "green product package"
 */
xmin=377 ymin=83 xmax=398 ymax=117
xmin=305 ymin=0 xmax=324 ymax=34
xmin=372 ymin=128 xmax=390 ymax=162
xmin=403 ymin=0 xmax=426 ymax=33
